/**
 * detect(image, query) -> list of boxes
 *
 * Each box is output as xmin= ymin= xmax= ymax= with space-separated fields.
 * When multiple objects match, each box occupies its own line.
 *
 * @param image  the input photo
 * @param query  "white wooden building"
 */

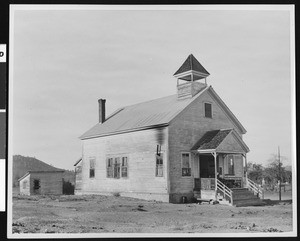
xmin=76 ymin=55 xmax=263 ymax=206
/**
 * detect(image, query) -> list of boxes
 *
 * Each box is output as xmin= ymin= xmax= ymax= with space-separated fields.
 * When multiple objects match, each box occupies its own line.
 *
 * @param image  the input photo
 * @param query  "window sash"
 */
xmin=107 ymin=157 xmax=128 ymax=178
xmin=89 ymin=158 xmax=95 ymax=178
xmin=121 ymin=166 xmax=127 ymax=178
xmin=114 ymin=163 xmax=121 ymax=178
xmin=228 ymin=155 xmax=235 ymax=175
xmin=182 ymin=153 xmax=191 ymax=176
xmin=205 ymin=103 xmax=212 ymax=118
xmin=155 ymin=154 xmax=163 ymax=177
xmin=156 ymin=164 xmax=163 ymax=177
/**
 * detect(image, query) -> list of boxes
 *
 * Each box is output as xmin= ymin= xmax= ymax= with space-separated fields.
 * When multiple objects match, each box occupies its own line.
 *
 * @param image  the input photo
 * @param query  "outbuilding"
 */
xmin=18 ymin=170 xmax=64 ymax=195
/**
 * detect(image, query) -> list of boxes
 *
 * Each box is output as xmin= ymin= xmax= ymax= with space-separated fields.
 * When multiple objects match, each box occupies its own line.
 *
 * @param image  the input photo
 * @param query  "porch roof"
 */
xmin=191 ymin=129 xmax=250 ymax=154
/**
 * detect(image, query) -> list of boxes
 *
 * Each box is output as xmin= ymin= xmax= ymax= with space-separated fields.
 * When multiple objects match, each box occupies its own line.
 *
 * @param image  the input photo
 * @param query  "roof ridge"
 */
xmin=121 ymin=94 xmax=177 ymax=109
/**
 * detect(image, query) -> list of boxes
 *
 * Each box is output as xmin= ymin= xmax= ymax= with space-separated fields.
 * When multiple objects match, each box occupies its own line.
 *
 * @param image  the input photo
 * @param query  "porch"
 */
xmin=191 ymin=129 xmax=264 ymax=206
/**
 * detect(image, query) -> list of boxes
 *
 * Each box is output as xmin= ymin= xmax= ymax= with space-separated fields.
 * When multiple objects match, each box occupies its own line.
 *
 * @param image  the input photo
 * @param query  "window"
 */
xmin=89 ymin=158 xmax=95 ymax=178
xmin=121 ymin=157 xmax=128 ymax=178
xmin=113 ymin=157 xmax=121 ymax=179
xmin=106 ymin=158 xmax=113 ymax=178
xmin=23 ymin=181 xmax=27 ymax=189
xmin=182 ymin=153 xmax=191 ymax=176
xmin=107 ymin=156 xmax=128 ymax=179
xmin=204 ymin=103 xmax=212 ymax=118
xmin=156 ymin=154 xmax=163 ymax=177
xmin=228 ymin=155 xmax=235 ymax=175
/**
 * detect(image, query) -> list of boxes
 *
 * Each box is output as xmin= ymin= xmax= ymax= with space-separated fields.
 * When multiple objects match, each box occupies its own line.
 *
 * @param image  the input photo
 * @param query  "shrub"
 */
xmin=62 ymin=180 xmax=75 ymax=195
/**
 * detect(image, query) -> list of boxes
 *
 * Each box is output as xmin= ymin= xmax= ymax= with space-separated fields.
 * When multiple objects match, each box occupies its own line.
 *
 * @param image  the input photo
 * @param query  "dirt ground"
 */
xmin=11 ymin=192 xmax=293 ymax=234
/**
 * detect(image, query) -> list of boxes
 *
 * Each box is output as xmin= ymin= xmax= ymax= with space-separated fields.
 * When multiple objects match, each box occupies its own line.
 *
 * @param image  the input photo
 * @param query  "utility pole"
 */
xmin=278 ymin=146 xmax=281 ymax=201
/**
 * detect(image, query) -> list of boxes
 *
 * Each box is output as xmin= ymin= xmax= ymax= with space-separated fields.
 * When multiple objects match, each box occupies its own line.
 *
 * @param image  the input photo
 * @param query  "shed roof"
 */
xmin=174 ymin=54 xmax=210 ymax=76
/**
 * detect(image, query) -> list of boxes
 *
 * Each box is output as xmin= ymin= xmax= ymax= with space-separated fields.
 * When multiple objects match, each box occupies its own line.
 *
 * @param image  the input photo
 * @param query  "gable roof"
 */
xmin=191 ymin=129 xmax=249 ymax=153
xmin=174 ymin=54 xmax=210 ymax=76
xmin=80 ymin=85 xmax=209 ymax=139
xmin=191 ymin=129 xmax=232 ymax=150
xmin=80 ymin=85 xmax=246 ymax=140
xmin=18 ymin=170 xmax=64 ymax=182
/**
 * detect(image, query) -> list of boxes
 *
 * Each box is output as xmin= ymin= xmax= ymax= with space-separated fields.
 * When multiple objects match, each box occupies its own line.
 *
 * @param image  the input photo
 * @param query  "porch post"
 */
xmin=244 ymin=153 xmax=248 ymax=186
xmin=212 ymin=151 xmax=218 ymax=201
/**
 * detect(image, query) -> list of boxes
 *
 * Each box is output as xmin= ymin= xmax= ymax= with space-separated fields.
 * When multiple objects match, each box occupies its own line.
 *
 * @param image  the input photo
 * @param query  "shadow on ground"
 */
xmin=262 ymin=199 xmax=292 ymax=206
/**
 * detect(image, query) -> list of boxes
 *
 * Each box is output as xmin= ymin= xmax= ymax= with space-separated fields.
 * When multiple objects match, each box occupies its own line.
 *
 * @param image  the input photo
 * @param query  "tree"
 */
xmin=248 ymin=163 xmax=264 ymax=184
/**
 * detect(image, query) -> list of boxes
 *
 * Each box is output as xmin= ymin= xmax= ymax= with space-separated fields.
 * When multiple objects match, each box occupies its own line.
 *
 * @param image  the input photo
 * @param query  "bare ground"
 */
xmin=11 ymin=193 xmax=293 ymax=234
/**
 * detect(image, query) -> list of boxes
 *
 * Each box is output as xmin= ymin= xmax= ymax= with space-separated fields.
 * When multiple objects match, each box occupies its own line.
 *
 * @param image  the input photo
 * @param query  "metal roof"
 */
xmin=80 ymin=86 xmax=209 ymax=139
xmin=80 ymin=85 xmax=247 ymax=140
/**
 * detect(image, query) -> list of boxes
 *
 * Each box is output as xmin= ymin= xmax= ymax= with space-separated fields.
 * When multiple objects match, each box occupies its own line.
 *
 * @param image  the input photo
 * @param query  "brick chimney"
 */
xmin=98 ymin=99 xmax=106 ymax=123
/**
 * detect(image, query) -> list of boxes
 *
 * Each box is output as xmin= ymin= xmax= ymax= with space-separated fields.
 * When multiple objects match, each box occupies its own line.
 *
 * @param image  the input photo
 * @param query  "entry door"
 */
xmin=199 ymin=155 xmax=215 ymax=178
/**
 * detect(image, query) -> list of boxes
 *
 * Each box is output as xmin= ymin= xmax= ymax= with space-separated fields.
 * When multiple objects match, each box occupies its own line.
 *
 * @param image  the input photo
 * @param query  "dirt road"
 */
xmin=12 ymin=194 xmax=293 ymax=234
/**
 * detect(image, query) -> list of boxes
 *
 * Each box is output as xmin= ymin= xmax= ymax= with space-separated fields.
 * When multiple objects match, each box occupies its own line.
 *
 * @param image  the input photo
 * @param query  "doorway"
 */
xmin=33 ymin=179 xmax=40 ymax=194
xmin=199 ymin=155 xmax=215 ymax=178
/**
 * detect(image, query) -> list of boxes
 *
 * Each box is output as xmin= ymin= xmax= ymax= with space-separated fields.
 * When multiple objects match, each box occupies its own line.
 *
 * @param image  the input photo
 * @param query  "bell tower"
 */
xmin=174 ymin=54 xmax=210 ymax=99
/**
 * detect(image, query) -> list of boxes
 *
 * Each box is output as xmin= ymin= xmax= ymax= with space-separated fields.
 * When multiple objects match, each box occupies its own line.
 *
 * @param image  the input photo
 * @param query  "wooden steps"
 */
xmin=231 ymin=188 xmax=265 ymax=207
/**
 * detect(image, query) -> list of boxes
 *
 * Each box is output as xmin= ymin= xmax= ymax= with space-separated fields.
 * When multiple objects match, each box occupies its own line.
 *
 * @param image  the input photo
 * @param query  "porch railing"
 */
xmin=246 ymin=178 xmax=263 ymax=198
xmin=216 ymin=179 xmax=233 ymax=204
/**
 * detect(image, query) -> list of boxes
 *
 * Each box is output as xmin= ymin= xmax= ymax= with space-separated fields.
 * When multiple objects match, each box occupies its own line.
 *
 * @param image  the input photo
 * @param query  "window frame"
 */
xmin=89 ymin=157 xmax=96 ymax=178
xmin=121 ymin=156 xmax=128 ymax=178
xmin=106 ymin=156 xmax=128 ymax=179
xmin=204 ymin=102 xmax=213 ymax=118
xmin=227 ymin=155 xmax=235 ymax=175
xmin=181 ymin=152 xmax=192 ymax=177
xmin=155 ymin=153 xmax=164 ymax=177
xmin=106 ymin=157 xmax=114 ymax=178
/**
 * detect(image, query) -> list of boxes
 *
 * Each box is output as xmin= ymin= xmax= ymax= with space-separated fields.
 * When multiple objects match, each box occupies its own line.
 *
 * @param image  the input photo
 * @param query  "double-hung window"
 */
xmin=204 ymin=103 xmax=212 ymax=118
xmin=121 ymin=157 xmax=128 ymax=178
xmin=89 ymin=158 xmax=95 ymax=178
xmin=182 ymin=153 xmax=191 ymax=176
xmin=106 ymin=158 xmax=113 ymax=178
xmin=107 ymin=156 xmax=128 ymax=179
xmin=156 ymin=154 xmax=163 ymax=177
xmin=228 ymin=155 xmax=235 ymax=175
xmin=113 ymin=157 xmax=121 ymax=179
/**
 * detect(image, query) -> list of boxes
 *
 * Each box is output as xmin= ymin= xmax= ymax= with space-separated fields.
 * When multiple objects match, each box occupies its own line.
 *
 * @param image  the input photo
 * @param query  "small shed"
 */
xmin=18 ymin=170 xmax=64 ymax=195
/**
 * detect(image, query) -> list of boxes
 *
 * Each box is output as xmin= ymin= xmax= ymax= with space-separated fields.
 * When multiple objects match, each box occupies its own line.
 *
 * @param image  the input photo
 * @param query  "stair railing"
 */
xmin=246 ymin=178 xmax=263 ymax=198
xmin=216 ymin=179 xmax=233 ymax=204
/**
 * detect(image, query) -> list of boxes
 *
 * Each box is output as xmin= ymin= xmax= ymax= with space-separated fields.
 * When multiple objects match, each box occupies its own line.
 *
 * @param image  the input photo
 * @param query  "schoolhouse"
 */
xmin=75 ymin=54 xmax=263 ymax=206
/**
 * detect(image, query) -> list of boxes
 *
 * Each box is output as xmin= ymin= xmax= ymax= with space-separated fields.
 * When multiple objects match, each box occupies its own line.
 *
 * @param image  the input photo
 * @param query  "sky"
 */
xmin=10 ymin=6 xmax=294 ymax=170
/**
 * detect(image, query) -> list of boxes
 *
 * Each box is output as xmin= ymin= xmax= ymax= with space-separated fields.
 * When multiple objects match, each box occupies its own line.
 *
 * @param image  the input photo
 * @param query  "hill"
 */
xmin=13 ymin=155 xmax=75 ymax=187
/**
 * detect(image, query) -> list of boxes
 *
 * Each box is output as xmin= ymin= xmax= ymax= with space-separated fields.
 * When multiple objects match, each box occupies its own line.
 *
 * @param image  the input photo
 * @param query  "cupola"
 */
xmin=174 ymin=54 xmax=210 ymax=99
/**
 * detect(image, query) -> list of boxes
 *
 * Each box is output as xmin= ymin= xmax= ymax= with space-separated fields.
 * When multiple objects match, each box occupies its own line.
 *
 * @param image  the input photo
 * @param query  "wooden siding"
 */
xmin=75 ymin=164 xmax=82 ymax=193
xmin=168 ymin=91 xmax=244 ymax=202
xmin=217 ymin=134 xmax=245 ymax=153
xmin=19 ymin=174 xmax=30 ymax=195
xmin=29 ymin=172 xmax=63 ymax=195
xmin=80 ymin=127 xmax=169 ymax=200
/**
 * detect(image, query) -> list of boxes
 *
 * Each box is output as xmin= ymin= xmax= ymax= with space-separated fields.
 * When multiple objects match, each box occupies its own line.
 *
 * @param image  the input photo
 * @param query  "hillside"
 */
xmin=13 ymin=155 xmax=75 ymax=187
